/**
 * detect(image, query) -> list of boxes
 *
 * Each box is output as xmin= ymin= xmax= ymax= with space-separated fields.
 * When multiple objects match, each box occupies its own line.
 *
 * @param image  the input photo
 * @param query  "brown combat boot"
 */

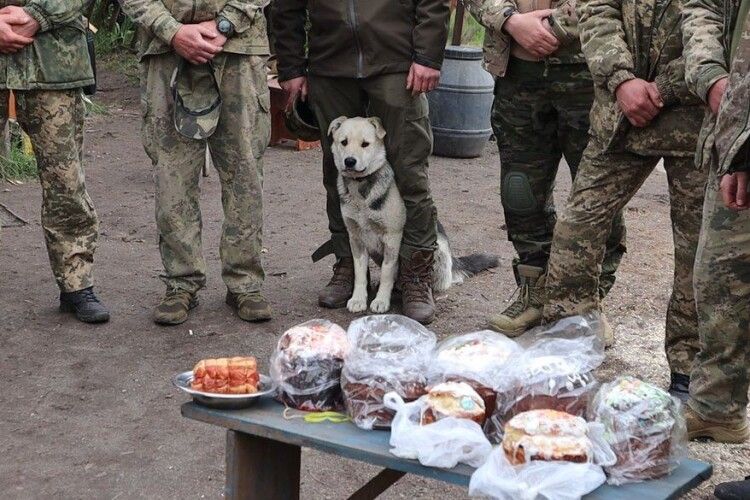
xmin=685 ymin=405 xmax=749 ymax=443
xmin=318 ymin=257 xmax=355 ymax=309
xmin=398 ymin=250 xmax=435 ymax=325
xmin=226 ymin=291 xmax=273 ymax=322
xmin=153 ymin=288 xmax=197 ymax=326
xmin=488 ymin=265 xmax=545 ymax=337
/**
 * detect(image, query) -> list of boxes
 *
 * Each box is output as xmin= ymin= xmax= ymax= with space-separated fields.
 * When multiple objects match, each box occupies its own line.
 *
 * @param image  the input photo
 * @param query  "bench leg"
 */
xmin=347 ymin=469 xmax=406 ymax=500
xmin=225 ymin=430 xmax=301 ymax=500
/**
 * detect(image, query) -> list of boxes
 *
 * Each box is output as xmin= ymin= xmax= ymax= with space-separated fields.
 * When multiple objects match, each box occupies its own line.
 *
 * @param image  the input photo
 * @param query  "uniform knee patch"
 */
xmin=502 ymin=172 xmax=537 ymax=214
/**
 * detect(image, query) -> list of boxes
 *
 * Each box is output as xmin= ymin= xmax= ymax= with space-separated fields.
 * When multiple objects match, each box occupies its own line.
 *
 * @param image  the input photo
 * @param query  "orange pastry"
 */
xmin=191 ymin=357 xmax=260 ymax=395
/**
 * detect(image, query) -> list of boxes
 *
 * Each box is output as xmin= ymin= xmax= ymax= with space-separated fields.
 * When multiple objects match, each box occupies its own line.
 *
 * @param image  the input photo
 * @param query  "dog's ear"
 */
xmin=328 ymin=116 xmax=348 ymax=139
xmin=368 ymin=117 xmax=387 ymax=140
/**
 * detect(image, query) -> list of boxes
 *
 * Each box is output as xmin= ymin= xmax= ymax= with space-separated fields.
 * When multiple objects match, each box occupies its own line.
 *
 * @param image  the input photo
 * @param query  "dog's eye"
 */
xmin=362 ymin=141 xmax=370 ymax=148
xmin=341 ymin=139 xmax=348 ymax=146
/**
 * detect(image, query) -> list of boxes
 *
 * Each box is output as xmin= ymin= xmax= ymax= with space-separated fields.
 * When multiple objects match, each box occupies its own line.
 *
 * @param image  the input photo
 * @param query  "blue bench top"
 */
xmin=181 ymin=398 xmax=712 ymax=499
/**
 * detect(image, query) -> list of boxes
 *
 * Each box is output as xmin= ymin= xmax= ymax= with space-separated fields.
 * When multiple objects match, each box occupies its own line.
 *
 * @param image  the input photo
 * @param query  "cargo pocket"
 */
xmin=403 ymin=93 xmax=433 ymax=160
xmin=253 ymin=89 xmax=272 ymax=159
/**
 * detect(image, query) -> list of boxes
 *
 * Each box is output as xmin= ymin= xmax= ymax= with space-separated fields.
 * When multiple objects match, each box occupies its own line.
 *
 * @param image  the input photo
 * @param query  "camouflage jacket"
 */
xmin=579 ymin=0 xmax=703 ymax=156
xmin=683 ymin=0 xmax=749 ymax=173
xmin=123 ymin=0 xmax=269 ymax=60
xmin=464 ymin=0 xmax=584 ymax=78
xmin=0 ymin=1 xmax=94 ymax=90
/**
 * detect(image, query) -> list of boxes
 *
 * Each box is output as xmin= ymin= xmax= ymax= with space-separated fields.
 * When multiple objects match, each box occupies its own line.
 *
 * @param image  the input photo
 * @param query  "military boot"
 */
xmin=226 ymin=291 xmax=272 ymax=322
xmin=318 ymin=257 xmax=355 ymax=309
xmin=685 ymin=405 xmax=750 ymax=443
xmin=153 ymin=288 xmax=197 ymax=326
xmin=398 ymin=249 xmax=435 ymax=325
xmin=59 ymin=287 xmax=110 ymax=324
xmin=668 ymin=372 xmax=690 ymax=402
xmin=714 ymin=476 xmax=750 ymax=500
xmin=487 ymin=265 xmax=545 ymax=337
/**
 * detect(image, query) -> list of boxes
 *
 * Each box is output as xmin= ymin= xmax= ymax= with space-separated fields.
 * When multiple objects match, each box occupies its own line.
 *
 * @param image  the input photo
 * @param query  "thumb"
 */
xmin=1 ymin=11 xmax=29 ymax=25
xmin=532 ymin=8 xmax=557 ymax=18
xmin=646 ymin=83 xmax=663 ymax=108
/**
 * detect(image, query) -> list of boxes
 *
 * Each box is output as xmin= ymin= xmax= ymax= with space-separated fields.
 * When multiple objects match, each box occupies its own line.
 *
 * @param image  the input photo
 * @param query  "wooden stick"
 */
xmin=452 ymin=1 xmax=465 ymax=46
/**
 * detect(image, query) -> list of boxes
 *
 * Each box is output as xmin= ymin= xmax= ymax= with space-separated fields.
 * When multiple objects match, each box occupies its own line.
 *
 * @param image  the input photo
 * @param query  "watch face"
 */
xmin=219 ymin=20 xmax=231 ymax=34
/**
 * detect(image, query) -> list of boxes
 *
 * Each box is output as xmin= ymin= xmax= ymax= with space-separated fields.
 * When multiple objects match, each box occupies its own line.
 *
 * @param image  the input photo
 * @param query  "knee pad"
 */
xmin=502 ymin=172 xmax=537 ymax=214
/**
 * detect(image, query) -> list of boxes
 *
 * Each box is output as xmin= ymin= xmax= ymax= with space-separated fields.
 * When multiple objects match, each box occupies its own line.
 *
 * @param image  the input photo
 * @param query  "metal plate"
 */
xmin=172 ymin=371 xmax=277 ymax=410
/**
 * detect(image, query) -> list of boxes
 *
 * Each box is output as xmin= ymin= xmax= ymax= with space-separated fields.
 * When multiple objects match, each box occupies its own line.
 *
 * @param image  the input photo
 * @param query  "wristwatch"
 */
xmin=216 ymin=16 xmax=235 ymax=38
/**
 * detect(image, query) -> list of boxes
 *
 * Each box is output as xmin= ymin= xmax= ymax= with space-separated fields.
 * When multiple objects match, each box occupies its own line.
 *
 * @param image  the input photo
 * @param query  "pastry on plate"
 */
xmin=191 ymin=357 xmax=260 ymax=395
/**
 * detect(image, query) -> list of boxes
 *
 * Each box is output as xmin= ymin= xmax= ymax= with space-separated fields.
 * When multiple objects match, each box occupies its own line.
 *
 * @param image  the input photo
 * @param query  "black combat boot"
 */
xmin=715 ymin=476 xmax=750 ymax=500
xmin=59 ymin=287 xmax=110 ymax=324
xmin=398 ymin=250 xmax=435 ymax=325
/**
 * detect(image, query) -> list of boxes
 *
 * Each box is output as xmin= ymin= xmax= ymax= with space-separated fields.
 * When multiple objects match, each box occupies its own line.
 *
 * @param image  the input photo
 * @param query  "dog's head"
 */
xmin=329 ymin=116 xmax=387 ymax=179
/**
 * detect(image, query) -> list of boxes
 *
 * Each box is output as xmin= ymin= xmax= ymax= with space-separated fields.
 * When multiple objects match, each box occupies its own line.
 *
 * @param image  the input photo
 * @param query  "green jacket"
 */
xmin=579 ymin=0 xmax=703 ymax=156
xmin=272 ymin=0 xmax=451 ymax=82
xmin=465 ymin=0 xmax=584 ymax=78
xmin=0 ymin=1 xmax=94 ymax=90
xmin=123 ymin=0 xmax=270 ymax=60
xmin=683 ymin=0 xmax=749 ymax=173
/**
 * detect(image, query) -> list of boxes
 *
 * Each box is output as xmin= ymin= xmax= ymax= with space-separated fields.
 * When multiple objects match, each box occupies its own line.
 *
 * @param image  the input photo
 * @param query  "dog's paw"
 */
xmin=347 ymin=296 xmax=368 ymax=313
xmin=369 ymin=297 xmax=391 ymax=313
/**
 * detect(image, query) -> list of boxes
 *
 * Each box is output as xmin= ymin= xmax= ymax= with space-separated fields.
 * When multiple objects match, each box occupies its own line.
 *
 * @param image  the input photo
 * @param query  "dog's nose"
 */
xmin=344 ymin=157 xmax=357 ymax=169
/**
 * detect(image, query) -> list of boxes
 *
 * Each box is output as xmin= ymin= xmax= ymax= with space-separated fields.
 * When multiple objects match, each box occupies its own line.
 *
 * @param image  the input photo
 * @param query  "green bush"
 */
xmin=0 ymin=142 xmax=37 ymax=182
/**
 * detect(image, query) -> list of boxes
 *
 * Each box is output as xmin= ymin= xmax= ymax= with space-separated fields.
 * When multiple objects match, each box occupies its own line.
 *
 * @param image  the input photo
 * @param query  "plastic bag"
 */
xmin=486 ymin=316 xmax=605 ymax=442
xmin=341 ymin=315 xmax=437 ymax=429
xmin=270 ymin=319 xmax=349 ymax=411
xmin=430 ymin=331 xmax=524 ymax=423
xmin=383 ymin=392 xmax=492 ymax=468
xmin=469 ymin=447 xmax=607 ymax=500
xmin=590 ymin=376 xmax=687 ymax=484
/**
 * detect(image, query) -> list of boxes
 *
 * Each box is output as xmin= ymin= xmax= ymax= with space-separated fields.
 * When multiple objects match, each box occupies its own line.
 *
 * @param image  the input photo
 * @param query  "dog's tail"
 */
xmin=452 ymin=253 xmax=499 ymax=279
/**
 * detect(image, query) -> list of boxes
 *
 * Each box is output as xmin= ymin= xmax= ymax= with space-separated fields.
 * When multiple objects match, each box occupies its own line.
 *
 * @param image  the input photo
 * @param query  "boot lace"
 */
xmin=77 ymin=288 xmax=101 ymax=304
xmin=163 ymin=288 xmax=193 ymax=307
xmin=502 ymin=284 xmax=530 ymax=319
xmin=327 ymin=259 xmax=352 ymax=287
xmin=400 ymin=264 xmax=431 ymax=303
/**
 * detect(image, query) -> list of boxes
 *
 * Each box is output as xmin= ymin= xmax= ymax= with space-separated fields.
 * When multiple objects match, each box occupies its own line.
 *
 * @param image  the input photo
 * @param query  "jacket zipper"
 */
xmin=347 ymin=0 xmax=364 ymax=78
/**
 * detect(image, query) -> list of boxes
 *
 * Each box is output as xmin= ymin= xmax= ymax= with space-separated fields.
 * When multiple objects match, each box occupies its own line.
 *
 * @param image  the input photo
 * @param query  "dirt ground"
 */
xmin=1 ymin=67 xmax=748 ymax=500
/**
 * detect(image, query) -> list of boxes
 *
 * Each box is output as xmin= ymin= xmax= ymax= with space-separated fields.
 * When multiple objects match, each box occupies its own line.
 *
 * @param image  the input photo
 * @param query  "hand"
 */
xmin=615 ymin=78 xmax=664 ymax=127
xmin=0 ymin=20 xmax=33 ymax=54
xmin=0 ymin=6 xmax=39 ymax=38
xmin=171 ymin=24 xmax=223 ymax=65
xmin=720 ymin=172 xmax=749 ymax=210
xmin=708 ymin=76 xmax=728 ymax=115
xmin=503 ymin=10 xmax=560 ymax=58
xmin=198 ymin=20 xmax=227 ymax=49
xmin=406 ymin=63 xmax=440 ymax=96
xmin=280 ymin=76 xmax=308 ymax=112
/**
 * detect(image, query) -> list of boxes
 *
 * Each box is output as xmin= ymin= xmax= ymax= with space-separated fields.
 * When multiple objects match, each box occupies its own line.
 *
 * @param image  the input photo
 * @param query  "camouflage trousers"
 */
xmin=689 ymin=167 xmax=750 ymax=422
xmin=140 ymin=53 xmax=270 ymax=294
xmin=492 ymin=59 xmax=626 ymax=291
xmin=307 ymin=73 xmax=438 ymax=260
xmin=544 ymin=139 xmax=708 ymax=375
xmin=0 ymin=89 xmax=99 ymax=292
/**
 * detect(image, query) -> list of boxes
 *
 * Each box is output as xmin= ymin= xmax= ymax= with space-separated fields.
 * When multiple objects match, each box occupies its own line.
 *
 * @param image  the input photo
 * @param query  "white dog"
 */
xmin=329 ymin=116 xmax=498 ymax=314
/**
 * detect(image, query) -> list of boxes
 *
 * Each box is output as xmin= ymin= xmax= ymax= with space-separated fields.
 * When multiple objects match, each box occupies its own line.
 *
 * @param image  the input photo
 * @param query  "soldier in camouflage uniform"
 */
xmin=464 ymin=0 xmax=626 ymax=338
xmin=682 ymin=0 xmax=750 ymax=444
xmin=123 ymin=0 xmax=272 ymax=325
xmin=542 ymin=0 xmax=708 ymax=399
xmin=0 ymin=1 xmax=109 ymax=323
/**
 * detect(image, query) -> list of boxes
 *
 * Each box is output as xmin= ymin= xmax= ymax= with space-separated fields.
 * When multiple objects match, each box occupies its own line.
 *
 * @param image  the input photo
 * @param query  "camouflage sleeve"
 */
xmin=549 ymin=0 xmax=579 ymax=46
xmin=219 ymin=0 xmax=269 ymax=35
xmin=683 ymin=0 xmax=729 ymax=102
xmin=271 ymin=0 xmax=307 ymax=82
xmin=653 ymin=57 xmax=693 ymax=106
xmin=464 ymin=0 xmax=517 ymax=36
xmin=23 ymin=0 xmax=87 ymax=32
xmin=413 ymin=0 xmax=451 ymax=70
xmin=121 ymin=0 xmax=182 ymax=45
xmin=578 ymin=0 xmax=636 ymax=93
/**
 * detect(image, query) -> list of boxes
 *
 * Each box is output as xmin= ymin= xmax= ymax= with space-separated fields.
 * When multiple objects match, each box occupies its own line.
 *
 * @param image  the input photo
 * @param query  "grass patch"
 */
xmin=0 ymin=141 xmax=37 ymax=182
xmin=448 ymin=10 xmax=485 ymax=47
xmin=83 ymin=94 xmax=110 ymax=116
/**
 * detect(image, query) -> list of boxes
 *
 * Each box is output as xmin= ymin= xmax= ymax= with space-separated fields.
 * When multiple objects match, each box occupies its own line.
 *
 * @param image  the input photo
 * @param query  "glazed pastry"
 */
xmin=191 ymin=357 xmax=259 ymax=394
xmin=420 ymin=382 xmax=486 ymax=425
xmin=502 ymin=409 xmax=591 ymax=465
xmin=271 ymin=320 xmax=349 ymax=411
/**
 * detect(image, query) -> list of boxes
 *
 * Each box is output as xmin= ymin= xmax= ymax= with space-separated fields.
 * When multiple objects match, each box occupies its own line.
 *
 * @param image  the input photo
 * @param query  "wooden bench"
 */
xmin=182 ymin=399 xmax=712 ymax=500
